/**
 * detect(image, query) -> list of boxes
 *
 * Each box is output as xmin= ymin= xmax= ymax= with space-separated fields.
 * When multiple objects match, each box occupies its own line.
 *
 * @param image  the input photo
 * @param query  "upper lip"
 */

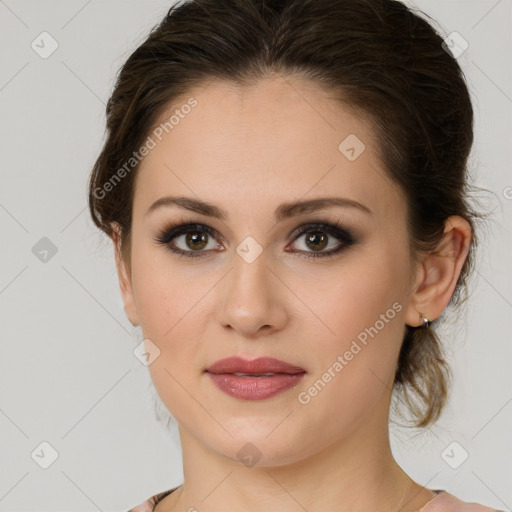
xmin=205 ymin=356 xmax=305 ymax=375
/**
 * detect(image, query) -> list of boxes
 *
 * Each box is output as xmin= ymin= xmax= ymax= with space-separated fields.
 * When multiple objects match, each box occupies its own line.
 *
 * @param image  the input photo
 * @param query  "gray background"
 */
xmin=0 ymin=0 xmax=511 ymax=511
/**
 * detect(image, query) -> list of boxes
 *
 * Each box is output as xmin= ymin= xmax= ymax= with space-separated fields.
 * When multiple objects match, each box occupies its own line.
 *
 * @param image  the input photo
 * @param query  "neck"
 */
xmin=167 ymin=403 xmax=431 ymax=512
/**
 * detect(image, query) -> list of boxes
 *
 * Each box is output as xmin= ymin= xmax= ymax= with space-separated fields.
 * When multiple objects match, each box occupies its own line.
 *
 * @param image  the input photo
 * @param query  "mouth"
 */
xmin=205 ymin=356 xmax=306 ymax=400
xmin=205 ymin=356 xmax=306 ymax=375
xmin=230 ymin=372 xmax=285 ymax=377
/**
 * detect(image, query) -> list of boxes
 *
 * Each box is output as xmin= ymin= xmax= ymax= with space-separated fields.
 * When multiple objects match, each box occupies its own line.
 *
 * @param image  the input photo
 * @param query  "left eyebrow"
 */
xmin=275 ymin=196 xmax=372 ymax=221
xmin=145 ymin=195 xmax=372 ymax=221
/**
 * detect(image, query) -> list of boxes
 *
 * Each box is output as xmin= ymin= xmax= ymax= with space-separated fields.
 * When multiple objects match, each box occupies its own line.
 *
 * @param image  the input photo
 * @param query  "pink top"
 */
xmin=420 ymin=491 xmax=502 ymax=512
xmin=127 ymin=488 xmax=503 ymax=512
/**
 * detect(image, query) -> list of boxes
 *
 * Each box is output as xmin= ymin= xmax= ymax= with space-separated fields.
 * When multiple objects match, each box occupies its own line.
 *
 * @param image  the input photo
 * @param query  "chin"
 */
xmin=204 ymin=425 xmax=316 ymax=468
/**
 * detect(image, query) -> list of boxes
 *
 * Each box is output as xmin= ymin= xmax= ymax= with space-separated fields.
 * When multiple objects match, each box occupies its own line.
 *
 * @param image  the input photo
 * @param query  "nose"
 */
xmin=215 ymin=249 xmax=288 ymax=338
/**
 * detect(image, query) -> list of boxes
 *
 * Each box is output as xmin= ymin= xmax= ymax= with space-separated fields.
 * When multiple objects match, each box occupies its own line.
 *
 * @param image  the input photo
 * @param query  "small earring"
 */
xmin=419 ymin=312 xmax=431 ymax=328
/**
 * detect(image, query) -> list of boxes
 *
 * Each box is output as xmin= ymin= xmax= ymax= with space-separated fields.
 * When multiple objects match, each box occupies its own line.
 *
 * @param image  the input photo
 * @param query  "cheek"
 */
xmin=300 ymin=248 xmax=408 ymax=394
xmin=130 ymin=245 xmax=205 ymax=338
xmin=130 ymin=248 xmax=214 ymax=382
xmin=292 ymin=271 xmax=406 ymax=448
xmin=134 ymin=260 xmax=211 ymax=425
xmin=299 ymin=248 xmax=406 ymax=345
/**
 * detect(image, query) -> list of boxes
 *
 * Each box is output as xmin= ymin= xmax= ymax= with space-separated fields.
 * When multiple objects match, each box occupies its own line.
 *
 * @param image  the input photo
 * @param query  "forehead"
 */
xmin=133 ymin=76 xmax=405 ymax=222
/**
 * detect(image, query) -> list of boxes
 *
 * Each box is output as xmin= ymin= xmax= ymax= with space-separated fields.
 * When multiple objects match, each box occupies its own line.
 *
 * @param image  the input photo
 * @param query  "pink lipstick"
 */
xmin=205 ymin=356 xmax=306 ymax=400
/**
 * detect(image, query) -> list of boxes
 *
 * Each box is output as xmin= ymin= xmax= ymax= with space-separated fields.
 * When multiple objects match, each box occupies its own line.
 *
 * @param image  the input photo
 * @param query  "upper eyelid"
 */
xmin=155 ymin=220 xmax=357 ymax=262
xmin=164 ymin=220 xmax=350 ymax=246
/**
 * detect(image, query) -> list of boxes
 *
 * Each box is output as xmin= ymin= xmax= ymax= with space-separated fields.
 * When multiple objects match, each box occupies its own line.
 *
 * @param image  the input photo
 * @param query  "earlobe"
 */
xmin=404 ymin=216 xmax=472 ymax=328
xmin=111 ymin=223 xmax=140 ymax=327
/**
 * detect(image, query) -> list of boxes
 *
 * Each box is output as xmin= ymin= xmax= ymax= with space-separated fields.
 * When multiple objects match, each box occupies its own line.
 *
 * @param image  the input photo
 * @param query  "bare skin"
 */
xmin=113 ymin=75 xmax=472 ymax=512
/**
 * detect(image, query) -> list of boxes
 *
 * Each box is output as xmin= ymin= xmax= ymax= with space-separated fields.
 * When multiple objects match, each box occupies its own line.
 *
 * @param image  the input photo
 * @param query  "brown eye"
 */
xmin=184 ymin=231 xmax=209 ymax=251
xmin=155 ymin=221 xmax=355 ymax=260
xmin=155 ymin=222 xmax=222 ymax=258
xmin=303 ymin=231 xmax=328 ymax=252
xmin=288 ymin=222 xmax=355 ymax=259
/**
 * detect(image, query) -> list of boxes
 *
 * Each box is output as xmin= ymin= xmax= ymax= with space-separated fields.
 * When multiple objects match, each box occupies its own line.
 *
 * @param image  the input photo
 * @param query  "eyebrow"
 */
xmin=145 ymin=195 xmax=372 ymax=221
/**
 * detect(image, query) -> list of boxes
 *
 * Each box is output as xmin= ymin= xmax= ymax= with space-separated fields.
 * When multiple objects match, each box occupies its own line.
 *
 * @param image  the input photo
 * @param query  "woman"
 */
xmin=88 ymin=0 xmax=500 ymax=510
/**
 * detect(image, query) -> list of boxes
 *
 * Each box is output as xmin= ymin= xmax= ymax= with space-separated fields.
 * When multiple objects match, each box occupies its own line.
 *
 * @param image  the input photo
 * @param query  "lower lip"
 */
xmin=206 ymin=372 xmax=306 ymax=400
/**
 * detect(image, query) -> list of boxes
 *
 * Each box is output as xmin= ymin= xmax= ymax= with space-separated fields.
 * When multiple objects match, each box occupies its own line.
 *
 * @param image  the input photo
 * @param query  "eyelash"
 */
xmin=153 ymin=219 xmax=356 ymax=260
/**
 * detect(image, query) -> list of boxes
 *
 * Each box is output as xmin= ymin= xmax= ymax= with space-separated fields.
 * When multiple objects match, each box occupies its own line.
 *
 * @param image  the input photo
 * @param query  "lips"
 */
xmin=205 ymin=357 xmax=306 ymax=400
xmin=205 ymin=356 xmax=305 ymax=375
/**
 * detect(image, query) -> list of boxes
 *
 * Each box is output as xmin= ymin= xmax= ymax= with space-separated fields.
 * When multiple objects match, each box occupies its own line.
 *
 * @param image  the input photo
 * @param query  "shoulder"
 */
xmin=126 ymin=486 xmax=180 ymax=512
xmin=127 ymin=488 xmax=502 ymax=512
xmin=126 ymin=498 xmax=154 ymax=512
xmin=423 ymin=490 xmax=504 ymax=512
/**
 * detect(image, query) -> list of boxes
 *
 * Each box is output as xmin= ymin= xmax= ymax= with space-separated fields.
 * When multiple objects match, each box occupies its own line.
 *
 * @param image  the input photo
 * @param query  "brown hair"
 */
xmin=88 ymin=0 xmax=484 ymax=428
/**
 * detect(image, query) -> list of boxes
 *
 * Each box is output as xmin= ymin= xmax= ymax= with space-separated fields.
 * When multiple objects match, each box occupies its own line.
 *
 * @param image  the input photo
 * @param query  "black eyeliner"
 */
xmin=153 ymin=219 xmax=356 ymax=259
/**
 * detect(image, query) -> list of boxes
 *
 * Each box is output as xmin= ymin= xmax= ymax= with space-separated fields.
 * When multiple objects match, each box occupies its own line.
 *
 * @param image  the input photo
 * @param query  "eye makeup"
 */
xmin=153 ymin=217 xmax=357 ymax=260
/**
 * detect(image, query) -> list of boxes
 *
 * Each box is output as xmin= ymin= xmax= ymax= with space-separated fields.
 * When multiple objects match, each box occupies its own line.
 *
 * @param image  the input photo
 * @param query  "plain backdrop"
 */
xmin=0 ymin=1 xmax=511 ymax=511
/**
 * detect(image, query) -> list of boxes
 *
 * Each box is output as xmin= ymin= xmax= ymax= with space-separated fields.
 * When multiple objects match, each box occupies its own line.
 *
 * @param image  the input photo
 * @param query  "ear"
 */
xmin=111 ymin=223 xmax=140 ymax=327
xmin=404 ymin=216 xmax=472 ymax=327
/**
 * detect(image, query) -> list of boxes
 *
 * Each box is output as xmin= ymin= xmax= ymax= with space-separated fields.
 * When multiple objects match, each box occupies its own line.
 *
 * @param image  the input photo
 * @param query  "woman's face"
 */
xmin=118 ymin=76 xmax=422 ymax=465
